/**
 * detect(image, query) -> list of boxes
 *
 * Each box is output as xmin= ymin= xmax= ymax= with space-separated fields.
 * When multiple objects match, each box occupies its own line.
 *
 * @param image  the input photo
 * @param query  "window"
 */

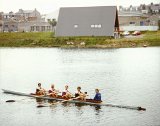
xmin=130 ymin=22 xmax=135 ymax=24
xmin=41 ymin=26 xmax=45 ymax=31
xmin=31 ymin=26 xmax=34 ymax=31
xmin=74 ymin=24 xmax=78 ymax=28
xmin=91 ymin=25 xmax=94 ymax=28
xmin=94 ymin=25 xmax=98 ymax=28
xmin=91 ymin=24 xmax=102 ymax=28
xmin=97 ymin=24 xmax=102 ymax=28
xmin=36 ymin=26 xmax=39 ymax=31
xmin=47 ymin=26 xmax=51 ymax=31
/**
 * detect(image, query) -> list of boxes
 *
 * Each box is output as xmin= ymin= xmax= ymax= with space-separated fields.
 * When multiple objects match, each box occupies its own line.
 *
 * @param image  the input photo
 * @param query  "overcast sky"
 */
xmin=0 ymin=0 xmax=159 ymax=14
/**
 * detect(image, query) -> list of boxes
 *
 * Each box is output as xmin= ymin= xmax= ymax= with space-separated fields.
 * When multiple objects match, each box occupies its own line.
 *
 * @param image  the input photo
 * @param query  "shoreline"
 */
xmin=0 ymin=31 xmax=159 ymax=48
xmin=0 ymin=45 xmax=159 ymax=49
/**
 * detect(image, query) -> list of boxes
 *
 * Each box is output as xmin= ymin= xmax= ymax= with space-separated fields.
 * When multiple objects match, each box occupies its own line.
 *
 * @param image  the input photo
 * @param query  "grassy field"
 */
xmin=0 ymin=31 xmax=159 ymax=48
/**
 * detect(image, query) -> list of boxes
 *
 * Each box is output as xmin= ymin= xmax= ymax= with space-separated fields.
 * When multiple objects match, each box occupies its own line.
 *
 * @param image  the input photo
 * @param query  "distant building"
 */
xmin=118 ymin=3 xmax=160 ymax=31
xmin=118 ymin=11 xmax=148 ymax=26
xmin=56 ymin=6 xmax=119 ymax=37
xmin=150 ymin=4 xmax=160 ymax=13
xmin=15 ymin=9 xmax=41 ymax=21
xmin=1 ymin=9 xmax=52 ymax=32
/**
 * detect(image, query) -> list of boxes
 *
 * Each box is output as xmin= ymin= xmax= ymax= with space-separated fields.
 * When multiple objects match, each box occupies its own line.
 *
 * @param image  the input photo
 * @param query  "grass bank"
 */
xmin=0 ymin=31 xmax=159 ymax=48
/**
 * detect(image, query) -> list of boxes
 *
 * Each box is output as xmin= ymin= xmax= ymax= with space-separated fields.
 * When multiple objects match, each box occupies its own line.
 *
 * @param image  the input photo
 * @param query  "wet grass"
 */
xmin=0 ymin=31 xmax=159 ymax=48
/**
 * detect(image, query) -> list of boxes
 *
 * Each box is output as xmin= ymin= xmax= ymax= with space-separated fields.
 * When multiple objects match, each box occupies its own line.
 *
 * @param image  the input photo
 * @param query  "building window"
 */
xmin=95 ymin=25 xmax=98 ymax=28
xmin=91 ymin=25 xmax=94 ymax=28
xmin=47 ymin=26 xmax=51 ymax=31
xmin=41 ymin=26 xmax=45 ymax=31
xmin=74 ymin=24 xmax=78 ymax=28
xmin=91 ymin=24 xmax=102 ymax=28
xmin=97 ymin=24 xmax=102 ymax=28
xmin=36 ymin=26 xmax=39 ymax=31
xmin=31 ymin=26 xmax=34 ymax=31
xmin=130 ymin=22 xmax=135 ymax=24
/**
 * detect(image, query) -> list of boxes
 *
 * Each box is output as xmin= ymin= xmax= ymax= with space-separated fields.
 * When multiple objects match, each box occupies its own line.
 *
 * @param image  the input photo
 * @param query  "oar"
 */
xmin=37 ymin=105 xmax=49 ymax=108
xmin=61 ymin=99 xmax=73 ymax=103
xmin=6 ymin=99 xmax=26 ymax=102
xmin=6 ymin=100 xmax=16 ymax=102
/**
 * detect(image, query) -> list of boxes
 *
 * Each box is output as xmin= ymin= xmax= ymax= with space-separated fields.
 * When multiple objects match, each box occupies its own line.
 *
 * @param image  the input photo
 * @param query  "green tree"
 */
xmin=47 ymin=19 xmax=57 ymax=32
xmin=142 ymin=4 xmax=146 ymax=10
xmin=158 ymin=20 xmax=160 ymax=30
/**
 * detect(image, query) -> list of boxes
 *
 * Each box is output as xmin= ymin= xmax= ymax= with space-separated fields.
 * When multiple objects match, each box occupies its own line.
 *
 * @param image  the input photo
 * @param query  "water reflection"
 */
xmin=35 ymin=98 xmax=102 ymax=114
xmin=0 ymin=47 xmax=160 ymax=126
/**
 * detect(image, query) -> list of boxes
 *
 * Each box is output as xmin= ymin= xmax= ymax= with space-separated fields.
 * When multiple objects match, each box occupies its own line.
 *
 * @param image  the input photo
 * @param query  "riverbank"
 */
xmin=0 ymin=31 xmax=159 ymax=48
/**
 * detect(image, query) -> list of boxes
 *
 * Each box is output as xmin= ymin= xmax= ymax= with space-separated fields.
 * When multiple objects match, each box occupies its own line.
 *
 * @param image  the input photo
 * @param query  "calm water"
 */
xmin=0 ymin=47 xmax=160 ymax=126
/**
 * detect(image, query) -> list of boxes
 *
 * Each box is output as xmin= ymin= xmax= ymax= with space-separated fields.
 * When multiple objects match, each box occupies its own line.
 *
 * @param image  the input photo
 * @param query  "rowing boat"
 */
xmin=2 ymin=89 xmax=146 ymax=111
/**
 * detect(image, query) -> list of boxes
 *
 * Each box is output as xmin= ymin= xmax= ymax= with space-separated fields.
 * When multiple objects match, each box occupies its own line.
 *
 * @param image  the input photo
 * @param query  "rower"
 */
xmin=75 ymin=86 xmax=87 ymax=100
xmin=49 ymin=84 xmax=60 ymax=97
xmin=48 ymin=84 xmax=57 ymax=93
xmin=93 ymin=89 xmax=101 ymax=101
xmin=75 ymin=86 xmax=82 ymax=97
xmin=62 ymin=85 xmax=72 ymax=99
xmin=36 ymin=83 xmax=46 ymax=95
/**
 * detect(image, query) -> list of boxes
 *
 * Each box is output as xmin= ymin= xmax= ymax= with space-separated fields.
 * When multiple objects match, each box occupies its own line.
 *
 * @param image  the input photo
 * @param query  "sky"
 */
xmin=0 ymin=0 xmax=159 ymax=14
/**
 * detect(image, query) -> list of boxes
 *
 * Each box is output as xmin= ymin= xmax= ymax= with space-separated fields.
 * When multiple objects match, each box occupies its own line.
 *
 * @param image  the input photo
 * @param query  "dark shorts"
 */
xmin=62 ymin=92 xmax=66 ymax=96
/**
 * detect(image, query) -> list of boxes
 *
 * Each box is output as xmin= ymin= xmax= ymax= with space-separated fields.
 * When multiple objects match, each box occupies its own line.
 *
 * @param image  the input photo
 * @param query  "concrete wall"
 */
xmin=119 ymin=16 xmax=148 ymax=26
xmin=120 ymin=26 xmax=159 ymax=31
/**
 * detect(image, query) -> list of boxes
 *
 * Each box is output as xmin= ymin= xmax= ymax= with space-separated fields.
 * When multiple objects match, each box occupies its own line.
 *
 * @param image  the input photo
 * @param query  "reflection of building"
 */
xmin=0 ymin=9 xmax=52 ymax=32
xmin=56 ymin=6 xmax=119 ymax=37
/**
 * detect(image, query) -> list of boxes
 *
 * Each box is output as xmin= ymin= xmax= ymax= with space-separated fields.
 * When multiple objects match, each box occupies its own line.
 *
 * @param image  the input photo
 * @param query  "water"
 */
xmin=0 ymin=47 xmax=160 ymax=126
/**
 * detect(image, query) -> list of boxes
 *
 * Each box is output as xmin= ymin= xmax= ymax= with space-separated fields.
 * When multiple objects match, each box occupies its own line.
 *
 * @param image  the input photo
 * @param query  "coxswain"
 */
xmin=93 ymin=89 xmax=101 ymax=101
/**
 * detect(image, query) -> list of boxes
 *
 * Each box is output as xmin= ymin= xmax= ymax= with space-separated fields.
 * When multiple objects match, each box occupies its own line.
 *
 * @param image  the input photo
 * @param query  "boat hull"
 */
xmin=2 ymin=89 xmax=146 ymax=111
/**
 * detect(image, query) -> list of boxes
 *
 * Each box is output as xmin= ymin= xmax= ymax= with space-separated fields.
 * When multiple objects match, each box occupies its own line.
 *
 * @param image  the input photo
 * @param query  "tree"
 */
xmin=47 ymin=18 xmax=57 ymax=32
xmin=142 ymin=4 xmax=146 ymax=10
xmin=148 ymin=6 xmax=153 ymax=14
xmin=158 ymin=20 xmax=160 ymax=30
xmin=119 ymin=6 xmax=123 ymax=11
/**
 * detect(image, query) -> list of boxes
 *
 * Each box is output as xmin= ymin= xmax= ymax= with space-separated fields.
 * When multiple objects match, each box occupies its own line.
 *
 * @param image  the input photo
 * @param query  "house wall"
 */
xmin=119 ymin=14 xmax=159 ymax=28
xmin=120 ymin=26 xmax=158 ymax=31
xmin=18 ymin=22 xmax=52 ymax=32
xmin=3 ymin=21 xmax=18 ymax=32
xmin=119 ymin=16 xmax=149 ymax=26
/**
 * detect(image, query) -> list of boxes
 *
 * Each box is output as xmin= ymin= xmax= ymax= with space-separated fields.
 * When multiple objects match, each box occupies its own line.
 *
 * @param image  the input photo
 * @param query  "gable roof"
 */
xmin=56 ymin=6 xmax=118 ymax=36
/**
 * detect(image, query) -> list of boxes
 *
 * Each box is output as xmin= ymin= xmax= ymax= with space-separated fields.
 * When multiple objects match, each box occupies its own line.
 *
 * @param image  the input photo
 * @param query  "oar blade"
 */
xmin=6 ymin=100 xmax=16 ymax=102
xmin=37 ymin=105 xmax=48 ymax=108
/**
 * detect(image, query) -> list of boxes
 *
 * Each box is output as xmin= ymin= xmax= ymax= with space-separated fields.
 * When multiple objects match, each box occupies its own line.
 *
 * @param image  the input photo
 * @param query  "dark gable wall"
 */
xmin=56 ymin=6 xmax=118 ymax=37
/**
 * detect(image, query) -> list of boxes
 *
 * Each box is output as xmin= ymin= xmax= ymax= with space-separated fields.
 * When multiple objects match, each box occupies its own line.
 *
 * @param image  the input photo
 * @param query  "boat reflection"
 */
xmin=35 ymin=98 xmax=101 ymax=111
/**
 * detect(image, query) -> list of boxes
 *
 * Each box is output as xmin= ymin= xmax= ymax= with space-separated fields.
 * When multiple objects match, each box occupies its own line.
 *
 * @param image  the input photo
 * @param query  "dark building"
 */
xmin=55 ymin=6 xmax=119 ymax=37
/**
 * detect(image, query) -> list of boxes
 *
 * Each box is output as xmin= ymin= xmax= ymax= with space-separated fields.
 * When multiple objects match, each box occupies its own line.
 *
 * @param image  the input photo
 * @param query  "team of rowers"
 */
xmin=36 ymin=83 xmax=101 ymax=101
